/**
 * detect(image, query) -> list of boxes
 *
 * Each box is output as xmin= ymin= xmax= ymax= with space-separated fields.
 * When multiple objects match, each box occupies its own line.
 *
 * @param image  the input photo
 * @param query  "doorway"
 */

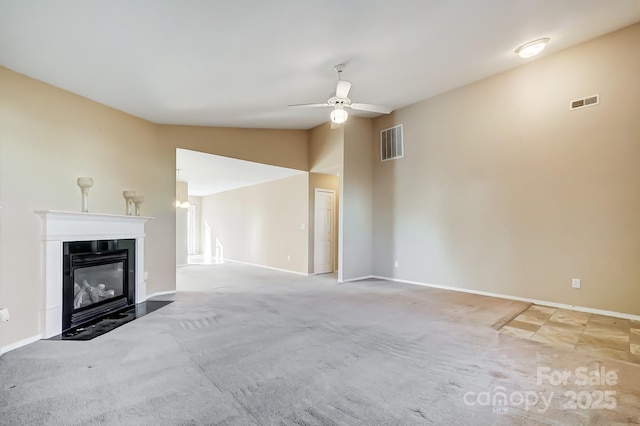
xmin=314 ymin=189 xmax=335 ymax=274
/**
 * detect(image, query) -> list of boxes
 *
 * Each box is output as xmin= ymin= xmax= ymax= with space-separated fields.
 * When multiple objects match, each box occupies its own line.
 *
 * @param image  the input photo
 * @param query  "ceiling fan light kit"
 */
xmin=290 ymin=64 xmax=392 ymax=125
xmin=330 ymin=107 xmax=348 ymax=124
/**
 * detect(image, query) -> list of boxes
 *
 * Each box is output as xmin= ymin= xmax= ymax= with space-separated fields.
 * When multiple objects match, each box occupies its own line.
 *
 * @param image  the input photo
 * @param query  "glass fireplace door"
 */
xmin=73 ymin=261 xmax=125 ymax=310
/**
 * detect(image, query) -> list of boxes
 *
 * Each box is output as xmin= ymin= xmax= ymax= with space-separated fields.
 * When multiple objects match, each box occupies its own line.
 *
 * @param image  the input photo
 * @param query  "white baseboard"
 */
xmin=146 ymin=290 xmax=176 ymax=300
xmin=0 ymin=334 xmax=41 ymax=357
xmin=371 ymin=275 xmax=640 ymax=322
xmin=225 ymin=258 xmax=309 ymax=276
xmin=340 ymin=275 xmax=376 ymax=283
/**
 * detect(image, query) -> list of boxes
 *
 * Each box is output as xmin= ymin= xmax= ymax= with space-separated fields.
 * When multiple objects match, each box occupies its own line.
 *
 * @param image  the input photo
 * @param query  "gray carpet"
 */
xmin=1 ymin=262 xmax=640 ymax=425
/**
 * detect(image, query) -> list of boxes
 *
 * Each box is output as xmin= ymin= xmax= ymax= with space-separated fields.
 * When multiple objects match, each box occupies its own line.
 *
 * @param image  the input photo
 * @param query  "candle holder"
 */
xmin=123 ymin=190 xmax=136 ymax=215
xmin=131 ymin=195 xmax=144 ymax=216
xmin=76 ymin=177 xmax=94 ymax=213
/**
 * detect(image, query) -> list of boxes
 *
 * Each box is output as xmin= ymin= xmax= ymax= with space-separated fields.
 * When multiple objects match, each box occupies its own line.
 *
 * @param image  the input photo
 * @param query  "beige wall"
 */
xmin=341 ymin=117 xmax=374 ymax=281
xmin=307 ymin=118 xmax=375 ymax=281
xmin=309 ymin=122 xmax=342 ymax=174
xmin=0 ymin=67 xmax=176 ymax=348
xmin=372 ymin=24 xmax=640 ymax=315
xmin=308 ymin=173 xmax=340 ymax=274
xmin=200 ymin=174 xmax=309 ymax=273
xmin=159 ymin=125 xmax=309 ymax=172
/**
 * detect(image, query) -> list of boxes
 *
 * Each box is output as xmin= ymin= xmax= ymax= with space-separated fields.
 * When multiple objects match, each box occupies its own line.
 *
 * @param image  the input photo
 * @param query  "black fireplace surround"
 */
xmin=62 ymin=239 xmax=135 ymax=333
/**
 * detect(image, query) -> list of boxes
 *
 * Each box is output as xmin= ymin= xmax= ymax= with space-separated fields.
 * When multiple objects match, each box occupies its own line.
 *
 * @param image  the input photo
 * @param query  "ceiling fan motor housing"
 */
xmin=328 ymin=96 xmax=351 ymax=106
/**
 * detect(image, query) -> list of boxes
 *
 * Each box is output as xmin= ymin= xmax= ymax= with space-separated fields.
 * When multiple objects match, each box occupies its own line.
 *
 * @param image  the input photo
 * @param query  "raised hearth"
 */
xmin=36 ymin=211 xmax=151 ymax=338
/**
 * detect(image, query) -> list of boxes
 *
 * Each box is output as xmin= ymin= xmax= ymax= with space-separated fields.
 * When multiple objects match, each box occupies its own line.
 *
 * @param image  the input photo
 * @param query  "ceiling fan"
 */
xmin=289 ymin=64 xmax=392 ymax=126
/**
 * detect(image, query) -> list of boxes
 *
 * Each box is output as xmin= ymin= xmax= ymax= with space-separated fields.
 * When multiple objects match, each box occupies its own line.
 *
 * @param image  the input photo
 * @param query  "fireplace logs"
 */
xmin=74 ymin=280 xmax=116 ymax=309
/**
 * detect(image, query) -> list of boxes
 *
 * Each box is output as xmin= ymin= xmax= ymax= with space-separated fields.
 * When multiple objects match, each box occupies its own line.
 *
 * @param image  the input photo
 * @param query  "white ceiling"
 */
xmin=176 ymin=149 xmax=305 ymax=196
xmin=1 ymin=1 xmax=640 ymax=130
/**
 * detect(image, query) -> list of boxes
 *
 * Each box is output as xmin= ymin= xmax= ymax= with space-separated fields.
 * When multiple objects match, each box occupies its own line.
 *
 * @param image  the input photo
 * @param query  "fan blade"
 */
xmin=336 ymin=80 xmax=351 ymax=99
xmin=288 ymin=103 xmax=330 ymax=108
xmin=348 ymin=103 xmax=392 ymax=114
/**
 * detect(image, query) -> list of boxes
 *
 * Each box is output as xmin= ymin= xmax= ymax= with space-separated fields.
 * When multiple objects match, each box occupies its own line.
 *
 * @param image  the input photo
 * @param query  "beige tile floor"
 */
xmin=501 ymin=305 xmax=640 ymax=364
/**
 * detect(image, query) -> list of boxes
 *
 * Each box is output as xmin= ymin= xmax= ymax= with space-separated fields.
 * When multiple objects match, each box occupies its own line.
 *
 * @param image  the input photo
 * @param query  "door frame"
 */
xmin=314 ymin=188 xmax=336 ymax=274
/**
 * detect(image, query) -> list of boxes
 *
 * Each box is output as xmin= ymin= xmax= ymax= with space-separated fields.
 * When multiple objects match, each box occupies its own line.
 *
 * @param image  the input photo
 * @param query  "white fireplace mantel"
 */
xmin=35 ymin=210 xmax=152 ymax=338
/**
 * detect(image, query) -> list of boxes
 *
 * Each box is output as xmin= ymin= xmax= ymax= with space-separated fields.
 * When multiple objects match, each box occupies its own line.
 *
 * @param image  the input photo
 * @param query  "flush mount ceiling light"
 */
xmin=330 ymin=106 xmax=348 ymax=124
xmin=515 ymin=38 xmax=550 ymax=59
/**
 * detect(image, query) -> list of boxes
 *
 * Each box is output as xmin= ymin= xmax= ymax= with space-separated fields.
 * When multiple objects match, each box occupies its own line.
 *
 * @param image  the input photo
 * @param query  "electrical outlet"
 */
xmin=144 ymin=271 xmax=149 ymax=280
xmin=0 ymin=308 xmax=10 ymax=322
xmin=572 ymin=278 xmax=581 ymax=289
xmin=394 ymin=261 xmax=399 ymax=268
xmin=287 ymin=255 xmax=291 ymax=261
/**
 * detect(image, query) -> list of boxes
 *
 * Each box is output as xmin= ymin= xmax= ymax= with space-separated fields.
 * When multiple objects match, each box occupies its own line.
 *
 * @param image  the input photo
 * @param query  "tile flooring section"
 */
xmin=500 ymin=305 xmax=640 ymax=364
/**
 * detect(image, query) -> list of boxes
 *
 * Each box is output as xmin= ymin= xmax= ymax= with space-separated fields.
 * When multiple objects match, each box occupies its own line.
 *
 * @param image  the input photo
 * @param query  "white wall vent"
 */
xmin=570 ymin=94 xmax=599 ymax=110
xmin=380 ymin=125 xmax=404 ymax=161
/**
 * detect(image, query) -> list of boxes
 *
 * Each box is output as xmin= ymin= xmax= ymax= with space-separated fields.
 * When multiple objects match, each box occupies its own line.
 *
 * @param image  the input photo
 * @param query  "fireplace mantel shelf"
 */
xmin=35 ymin=210 xmax=154 ymax=221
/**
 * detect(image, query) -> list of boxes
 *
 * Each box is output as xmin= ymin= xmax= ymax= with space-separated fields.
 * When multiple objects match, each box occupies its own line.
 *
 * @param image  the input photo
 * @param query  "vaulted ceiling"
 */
xmin=2 ymin=0 xmax=640 ymax=129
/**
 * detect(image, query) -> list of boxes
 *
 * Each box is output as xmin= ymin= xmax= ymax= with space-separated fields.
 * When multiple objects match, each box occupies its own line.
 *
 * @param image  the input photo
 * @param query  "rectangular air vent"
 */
xmin=570 ymin=94 xmax=599 ymax=110
xmin=380 ymin=125 xmax=403 ymax=161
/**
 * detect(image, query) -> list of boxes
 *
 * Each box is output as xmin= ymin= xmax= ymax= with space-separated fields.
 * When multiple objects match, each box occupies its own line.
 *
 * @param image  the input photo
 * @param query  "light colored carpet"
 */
xmin=1 ymin=262 xmax=640 ymax=425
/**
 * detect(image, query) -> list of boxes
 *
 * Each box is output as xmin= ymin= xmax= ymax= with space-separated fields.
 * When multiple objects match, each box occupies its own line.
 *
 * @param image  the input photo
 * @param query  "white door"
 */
xmin=314 ymin=189 xmax=335 ymax=274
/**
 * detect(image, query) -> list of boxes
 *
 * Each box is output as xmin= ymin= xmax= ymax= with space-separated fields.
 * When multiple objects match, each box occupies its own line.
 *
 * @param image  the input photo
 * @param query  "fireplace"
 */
xmin=62 ymin=239 xmax=135 ymax=332
xmin=36 ymin=210 xmax=151 ymax=338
